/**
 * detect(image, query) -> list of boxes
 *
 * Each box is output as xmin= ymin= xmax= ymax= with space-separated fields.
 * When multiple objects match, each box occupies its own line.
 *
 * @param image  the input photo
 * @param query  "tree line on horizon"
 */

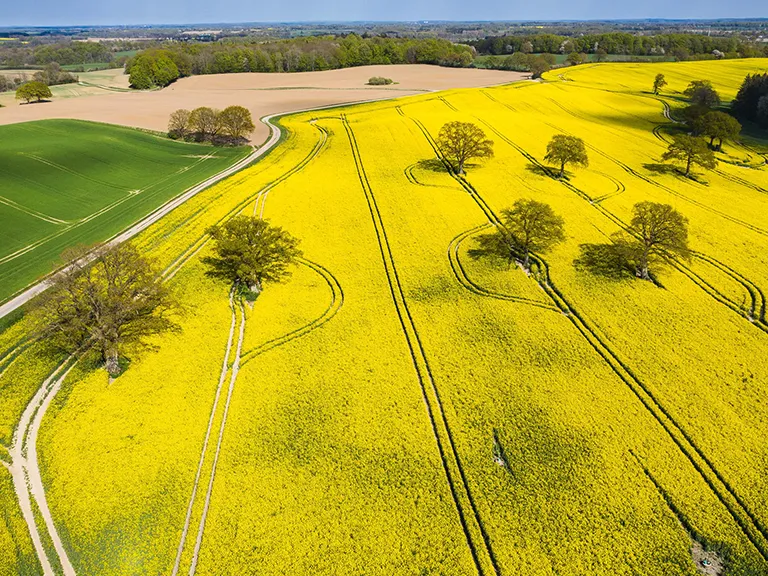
xmin=126 ymin=35 xmax=474 ymax=89
xmin=470 ymin=31 xmax=768 ymax=60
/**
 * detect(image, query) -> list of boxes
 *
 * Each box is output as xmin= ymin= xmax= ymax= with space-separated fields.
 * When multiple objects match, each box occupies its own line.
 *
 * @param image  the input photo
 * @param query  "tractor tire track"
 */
xmin=404 ymin=110 xmax=768 ymax=563
xmin=171 ymin=291 xmax=237 ymax=576
xmin=448 ymin=224 xmax=560 ymax=312
xmin=9 ymin=358 xmax=78 ymax=576
xmin=239 ymin=258 xmax=344 ymax=366
xmin=187 ymin=299 xmax=246 ymax=576
xmin=342 ymin=114 xmax=500 ymax=576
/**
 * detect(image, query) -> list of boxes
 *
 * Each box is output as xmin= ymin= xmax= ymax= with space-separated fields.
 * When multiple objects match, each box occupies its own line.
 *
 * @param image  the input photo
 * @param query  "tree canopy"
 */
xmin=684 ymin=80 xmax=721 ymax=108
xmin=437 ymin=121 xmax=494 ymax=175
xmin=202 ymin=216 xmax=302 ymax=298
xmin=34 ymin=243 xmax=177 ymax=377
xmin=653 ymin=73 xmax=667 ymax=95
xmin=15 ymin=81 xmax=52 ymax=103
xmin=544 ymin=134 xmax=589 ymax=177
xmin=693 ymin=111 xmax=742 ymax=150
xmin=472 ymin=199 xmax=565 ymax=270
xmin=219 ymin=105 xmax=255 ymax=141
xmin=624 ymin=202 xmax=690 ymax=280
xmin=189 ymin=107 xmax=221 ymax=141
xmin=168 ymin=109 xmax=191 ymax=139
xmin=732 ymin=73 xmax=768 ymax=127
xmin=661 ymin=134 xmax=717 ymax=176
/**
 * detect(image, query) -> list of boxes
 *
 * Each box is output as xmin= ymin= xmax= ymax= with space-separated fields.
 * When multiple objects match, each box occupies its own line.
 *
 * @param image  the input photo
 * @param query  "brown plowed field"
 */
xmin=0 ymin=65 xmax=525 ymax=144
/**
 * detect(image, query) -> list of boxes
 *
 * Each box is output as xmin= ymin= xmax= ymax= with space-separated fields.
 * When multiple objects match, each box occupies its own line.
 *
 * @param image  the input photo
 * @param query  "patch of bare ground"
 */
xmin=0 ymin=65 xmax=525 ymax=144
xmin=691 ymin=541 xmax=724 ymax=576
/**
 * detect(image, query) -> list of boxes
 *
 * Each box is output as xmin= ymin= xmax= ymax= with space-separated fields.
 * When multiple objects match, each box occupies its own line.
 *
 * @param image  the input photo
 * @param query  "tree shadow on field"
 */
xmin=573 ymin=243 xmax=637 ymax=281
xmin=643 ymin=163 xmax=709 ymax=185
xmin=524 ymin=163 xmax=567 ymax=180
xmin=415 ymin=158 xmax=447 ymax=173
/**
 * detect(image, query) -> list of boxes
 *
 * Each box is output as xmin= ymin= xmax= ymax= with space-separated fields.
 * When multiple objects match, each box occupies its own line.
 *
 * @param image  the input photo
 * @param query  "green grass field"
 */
xmin=0 ymin=119 xmax=249 ymax=303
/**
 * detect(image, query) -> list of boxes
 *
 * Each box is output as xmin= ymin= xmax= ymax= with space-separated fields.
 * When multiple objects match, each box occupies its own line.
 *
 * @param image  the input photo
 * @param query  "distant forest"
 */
xmin=125 ymin=35 xmax=474 ymax=89
xmin=470 ymin=32 xmax=768 ymax=59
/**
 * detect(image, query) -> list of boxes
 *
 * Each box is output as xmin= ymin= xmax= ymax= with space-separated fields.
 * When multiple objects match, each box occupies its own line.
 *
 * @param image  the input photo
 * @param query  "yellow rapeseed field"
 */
xmin=1 ymin=59 xmax=767 ymax=575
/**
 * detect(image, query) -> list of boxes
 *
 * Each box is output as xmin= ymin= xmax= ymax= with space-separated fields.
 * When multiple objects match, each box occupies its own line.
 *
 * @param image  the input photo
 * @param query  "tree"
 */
xmin=528 ymin=54 xmax=554 ymax=79
xmin=33 ymin=243 xmax=177 ymax=377
xmin=684 ymin=80 xmax=720 ymax=108
xmin=168 ymin=109 xmax=191 ymax=139
xmin=218 ymin=105 xmax=255 ymax=141
xmin=758 ymin=95 xmax=768 ymax=127
xmin=693 ymin=111 xmax=742 ymax=150
xmin=595 ymin=48 xmax=608 ymax=63
xmin=681 ymin=104 xmax=710 ymax=131
xmin=544 ymin=134 xmax=589 ymax=177
xmin=15 ymin=81 xmax=52 ymax=103
xmin=437 ymin=121 xmax=494 ymax=175
xmin=732 ymin=73 xmax=768 ymax=125
xmin=621 ymin=202 xmax=690 ymax=280
xmin=471 ymin=199 xmax=565 ymax=270
xmin=653 ymin=73 xmax=667 ymax=95
xmin=661 ymin=134 xmax=717 ymax=176
xmin=202 ymin=216 xmax=302 ymax=298
xmin=503 ymin=199 xmax=566 ymax=268
xmin=189 ymin=107 xmax=221 ymax=141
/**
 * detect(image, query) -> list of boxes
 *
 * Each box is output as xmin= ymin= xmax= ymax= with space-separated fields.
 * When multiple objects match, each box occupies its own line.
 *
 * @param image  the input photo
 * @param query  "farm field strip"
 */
xmin=342 ymin=114 xmax=500 ymax=576
xmin=400 ymin=104 xmax=768 ymax=561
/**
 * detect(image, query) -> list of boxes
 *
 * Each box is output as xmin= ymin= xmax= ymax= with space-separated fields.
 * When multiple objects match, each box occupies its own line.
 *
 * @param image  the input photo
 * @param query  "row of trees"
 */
xmin=732 ymin=73 xmax=768 ymax=128
xmin=127 ymin=35 xmax=475 ymax=89
xmin=168 ymin=106 xmax=255 ymax=144
xmin=474 ymin=198 xmax=689 ymax=283
xmin=0 ymin=38 xmax=143 ymax=68
xmin=480 ymin=52 xmax=557 ymax=77
xmin=470 ymin=32 xmax=768 ymax=60
xmin=31 ymin=61 xmax=78 ymax=86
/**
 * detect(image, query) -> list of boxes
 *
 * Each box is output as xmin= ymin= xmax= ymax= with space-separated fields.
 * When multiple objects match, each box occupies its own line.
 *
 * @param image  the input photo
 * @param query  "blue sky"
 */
xmin=1 ymin=0 xmax=764 ymax=27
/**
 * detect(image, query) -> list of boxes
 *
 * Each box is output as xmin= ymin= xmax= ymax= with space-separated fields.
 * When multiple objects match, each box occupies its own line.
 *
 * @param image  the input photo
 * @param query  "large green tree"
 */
xmin=544 ymin=134 xmax=589 ymax=177
xmin=437 ymin=121 xmax=494 ymax=175
xmin=473 ymin=199 xmax=566 ymax=270
xmin=219 ymin=105 xmax=256 ymax=140
xmin=15 ymin=81 xmax=52 ymax=103
xmin=189 ymin=107 xmax=221 ymax=141
xmin=693 ymin=111 xmax=742 ymax=150
xmin=34 ymin=243 xmax=177 ymax=377
xmin=203 ymin=216 xmax=302 ymax=298
xmin=684 ymin=80 xmax=720 ymax=108
xmin=622 ymin=202 xmax=690 ymax=280
xmin=653 ymin=73 xmax=667 ymax=95
xmin=661 ymin=134 xmax=717 ymax=176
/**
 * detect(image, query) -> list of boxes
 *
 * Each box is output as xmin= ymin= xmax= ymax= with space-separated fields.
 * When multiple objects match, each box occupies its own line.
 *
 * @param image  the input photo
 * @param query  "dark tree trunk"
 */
xmin=559 ymin=161 xmax=565 ymax=178
xmin=685 ymin=155 xmax=692 ymax=176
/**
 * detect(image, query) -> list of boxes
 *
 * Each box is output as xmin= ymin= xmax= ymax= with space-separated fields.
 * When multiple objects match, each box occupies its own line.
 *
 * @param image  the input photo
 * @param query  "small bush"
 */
xmin=367 ymin=76 xmax=394 ymax=86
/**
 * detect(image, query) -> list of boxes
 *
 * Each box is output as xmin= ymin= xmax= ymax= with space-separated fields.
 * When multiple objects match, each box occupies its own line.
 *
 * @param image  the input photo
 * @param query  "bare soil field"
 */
xmin=0 ymin=65 xmax=524 ymax=143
